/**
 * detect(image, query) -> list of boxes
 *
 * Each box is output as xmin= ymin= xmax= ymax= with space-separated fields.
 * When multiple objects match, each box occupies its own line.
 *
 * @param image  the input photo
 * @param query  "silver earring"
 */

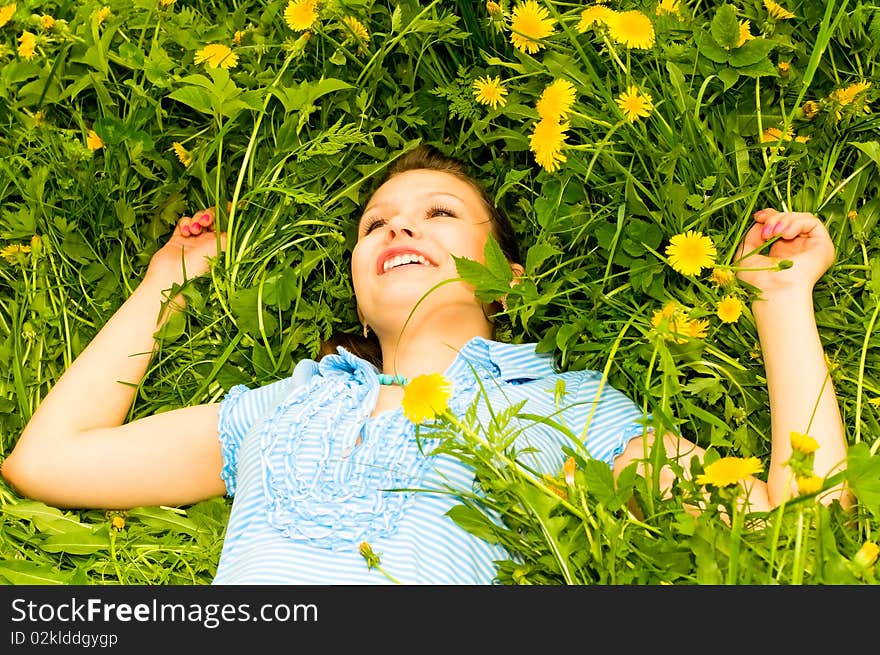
xmin=363 ymin=323 xmax=370 ymax=338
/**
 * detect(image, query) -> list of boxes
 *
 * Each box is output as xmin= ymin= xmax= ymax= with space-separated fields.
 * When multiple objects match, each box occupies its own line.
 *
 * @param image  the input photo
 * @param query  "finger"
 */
xmin=178 ymin=217 xmax=192 ymax=236
xmin=189 ymin=222 xmax=203 ymax=235
xmin=765 ymin=212 xmax=820 ymax=240
xmin=196 ymin=208 xmax=215 ymax=228
xmin=752 ymin=208 xmax=781 ymax=224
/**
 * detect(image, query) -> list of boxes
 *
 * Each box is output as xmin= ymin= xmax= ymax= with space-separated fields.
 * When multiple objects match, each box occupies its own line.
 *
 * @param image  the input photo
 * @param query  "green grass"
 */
xmin=1 ymin=0 xmax=879 ymax=585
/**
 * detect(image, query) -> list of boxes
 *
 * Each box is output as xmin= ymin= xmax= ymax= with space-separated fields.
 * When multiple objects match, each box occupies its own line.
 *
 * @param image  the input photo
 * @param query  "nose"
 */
xmin=383 ymin=213 xmax=419 ymax=241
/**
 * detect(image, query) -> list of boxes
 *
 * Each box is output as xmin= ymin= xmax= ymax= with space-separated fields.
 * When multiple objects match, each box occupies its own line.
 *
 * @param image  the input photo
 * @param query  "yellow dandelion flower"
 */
xmin=536 ymin=79 xmax=577 ymax=122
xmin=716 ymin=295 xmax=743 ymax=323
xmin=341 ymin=15 xmax=369 ymax=42
xmin=473 ymin=75 xmax=508 ymax=110
xmin=401 ymin=373 xmax=452 ymax=424
xmin=802 ymin=100 xmax=821 ymax=118
xmin=651 ymin=301 xmax=678 ymax=326
xmin=529 ymin=118 xmax=569 ymax=173
xmin=17 ymin=30 xmax=35 ymax=59
xmin=655 ymin=0 xmax=680 ymax=16
xmin=577 ymin=5 xmax=616 ymax=32
xmin=606 ymin=10 xmax=655 ymax=49
xmin=829 ymin=81 xmax=871 ymax=107
xmin=563 ymin=456 xmax=576 ymax=486
xmin=509 ymin=0 xmax=556 ymax=55
xmin=284 ymin=0 xmax=319 ymax=32
xmin=853 ymin=541 xmax=879 ymax=570
xmin=764 ymin=0 xmax=795 ymax=20
xmin=778 ymin=61 xmax=790 ymax=76
xmin=868 ymin=397 xmax=880 ymax=408
xmin=486 ymin=1 xmax=502 ymax=16
xmin=40 ymin=14 xmax=55 ymax=30
xmin=33 ymin=108 xmax=46 ymax=126
xmin=737 ymin=19 xmax=755 ymax=47
xmin=94 ymin=5 xmax=111 ymax=25
xmin=761 ymin=125 xmax=793 ymax=143
xmin=615 ymin=85 xmax=653 ymax=122
xmin=790 ymin=431 xmax=819 ymax=455
xmin=159 ymin=0 xmax=176 ymax=6
xmin=194 ymin=43 xmax=238 ymax=69
xmin=696 ymin=456 xmax=763 ymax=487
xmin=710 ymin=267 xmax=735 ymax=287
xmin=110 ymin=516 xmax=125 ymax=530
xmin=171 ymin=142 xmax=192 ymax=168
xmin=0 ymin=3 xmax=16 ymax=29
xmin=86 ymin=129 xmax=104 ymax=151
xmin=233 ymin=30 xmax=245 ymax=45
xmin=0 ymin=243 xmax=31 ymax=264
xmin=796 ymin=475 xmax=823 ymax=495
xmin=686 ymin=318 xmax=709 ymax=340
xmin=665 ymin=230 xmax=717 ymax=276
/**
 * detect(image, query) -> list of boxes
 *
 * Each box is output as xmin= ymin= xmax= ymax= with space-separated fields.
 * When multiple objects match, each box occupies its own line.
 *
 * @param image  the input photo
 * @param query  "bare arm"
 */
xmin=613 ymin=209 xmax=848 ymax=512
xmin=1 ymin=209 xmax=229 ymax=509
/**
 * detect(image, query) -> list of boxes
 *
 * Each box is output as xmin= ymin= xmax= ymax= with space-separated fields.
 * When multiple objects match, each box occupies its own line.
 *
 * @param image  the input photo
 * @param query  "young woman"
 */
xmin=0 ymin=145 xmax=849 ymax=584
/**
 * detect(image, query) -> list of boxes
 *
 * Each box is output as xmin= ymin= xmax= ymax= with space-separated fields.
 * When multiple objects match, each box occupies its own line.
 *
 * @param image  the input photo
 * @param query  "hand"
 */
xmin=145 ymin=206 xmax=228 ymax=289
xmin=733 ymin=208 xmax=834 ymax=295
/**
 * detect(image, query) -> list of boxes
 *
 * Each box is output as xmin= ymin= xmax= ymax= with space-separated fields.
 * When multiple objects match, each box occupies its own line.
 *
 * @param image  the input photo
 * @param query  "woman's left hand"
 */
xmin=733 ymin=208 xmax=835 ymax=295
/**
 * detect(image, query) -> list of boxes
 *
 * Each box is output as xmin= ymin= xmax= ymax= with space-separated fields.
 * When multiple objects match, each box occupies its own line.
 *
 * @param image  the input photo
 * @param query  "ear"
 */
xmin=510 ymin=262 xmax=525 ymax=286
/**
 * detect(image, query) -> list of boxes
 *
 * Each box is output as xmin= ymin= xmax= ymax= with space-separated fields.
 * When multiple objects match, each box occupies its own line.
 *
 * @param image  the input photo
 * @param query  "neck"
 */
xmin=373 ymin=311 xmax=493 ymax=380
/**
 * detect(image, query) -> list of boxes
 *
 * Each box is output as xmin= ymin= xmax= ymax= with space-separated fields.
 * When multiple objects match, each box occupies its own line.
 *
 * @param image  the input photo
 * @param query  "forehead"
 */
xmin=362 ymin=169 xmax=485 ymax=214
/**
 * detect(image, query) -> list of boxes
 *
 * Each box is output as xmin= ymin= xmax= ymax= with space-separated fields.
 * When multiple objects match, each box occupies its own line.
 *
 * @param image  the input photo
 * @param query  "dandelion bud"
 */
xmin=30 ymin=234 xmax=42 ymax=258
xmin=796 ymin=475 xmax=823 ymax=495
xmin=802 ymin=100 xmax=821 ymax=119
xmin=358 ymin=541 xmax=381 ymax=569
xmin=777 ymin=259 xmax=793 ymax=270
xmin=853 ymin=541 xmax=879 ymax=570
xmin=111 ymin=516 xmax=125 ymax=530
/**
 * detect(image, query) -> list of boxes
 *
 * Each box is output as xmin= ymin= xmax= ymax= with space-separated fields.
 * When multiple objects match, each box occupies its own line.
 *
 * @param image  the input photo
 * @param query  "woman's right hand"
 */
xmin=144 ymin=205 xmax=228 ymax=289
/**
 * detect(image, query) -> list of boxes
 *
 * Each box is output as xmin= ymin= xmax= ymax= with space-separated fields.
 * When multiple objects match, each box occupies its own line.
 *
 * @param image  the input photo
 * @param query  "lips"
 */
xmin=377 ymin=247 xmax=437 ymax=275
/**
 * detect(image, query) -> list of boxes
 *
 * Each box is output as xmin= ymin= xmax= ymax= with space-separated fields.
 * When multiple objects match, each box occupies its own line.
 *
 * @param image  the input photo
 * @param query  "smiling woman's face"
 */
xmin=350 ymin=168 xmax=495 ymax=330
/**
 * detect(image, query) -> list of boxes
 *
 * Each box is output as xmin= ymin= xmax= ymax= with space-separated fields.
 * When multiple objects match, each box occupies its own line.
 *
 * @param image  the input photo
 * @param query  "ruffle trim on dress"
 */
xmin=217 ymin=383 xmax=251 ymax=497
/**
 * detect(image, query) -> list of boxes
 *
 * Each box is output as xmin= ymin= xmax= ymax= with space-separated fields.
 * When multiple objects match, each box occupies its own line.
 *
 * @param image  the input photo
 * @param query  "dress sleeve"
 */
xmin=217 ymin=359 xmax=319 ymax=496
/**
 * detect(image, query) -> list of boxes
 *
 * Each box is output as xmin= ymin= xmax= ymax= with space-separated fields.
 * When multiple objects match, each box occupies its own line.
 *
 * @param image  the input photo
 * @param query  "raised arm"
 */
xmin=1 ymin=209 xmax=228 ymax=509
xmin=734 ymin=208 xmax=849 ymax=507
xmin=613 ymin=208 xmax=849 ymax=512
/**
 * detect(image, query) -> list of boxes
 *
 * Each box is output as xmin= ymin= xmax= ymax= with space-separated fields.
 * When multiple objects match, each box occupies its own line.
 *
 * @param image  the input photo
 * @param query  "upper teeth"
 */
xmin=383 ymin=253 xmax=429 ymax=272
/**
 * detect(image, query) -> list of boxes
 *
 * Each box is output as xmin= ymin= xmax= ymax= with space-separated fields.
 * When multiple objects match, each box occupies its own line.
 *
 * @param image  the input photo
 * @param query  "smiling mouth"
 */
xmin=382 ymin=253 xmax=433 ymax=273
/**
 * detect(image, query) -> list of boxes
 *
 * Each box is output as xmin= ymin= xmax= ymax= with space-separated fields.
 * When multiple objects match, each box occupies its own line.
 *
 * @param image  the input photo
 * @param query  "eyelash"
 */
xmin=362 ymin=205 xmax=456 ymax=235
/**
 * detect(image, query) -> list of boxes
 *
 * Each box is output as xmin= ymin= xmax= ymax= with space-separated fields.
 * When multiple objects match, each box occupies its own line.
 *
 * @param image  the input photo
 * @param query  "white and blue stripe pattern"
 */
xmin=212 ymin=336 xmax=648 ymax=584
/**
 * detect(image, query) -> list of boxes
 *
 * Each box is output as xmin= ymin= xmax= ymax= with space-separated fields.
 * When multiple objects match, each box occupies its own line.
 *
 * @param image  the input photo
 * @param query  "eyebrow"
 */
xmin=361 ymin=191 xmax=465 ymax=217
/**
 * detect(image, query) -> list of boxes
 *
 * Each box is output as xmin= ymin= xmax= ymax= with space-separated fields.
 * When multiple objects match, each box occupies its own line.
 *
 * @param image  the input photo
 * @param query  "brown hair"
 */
xmin=318 ymin=144 xmax=521 ymax=367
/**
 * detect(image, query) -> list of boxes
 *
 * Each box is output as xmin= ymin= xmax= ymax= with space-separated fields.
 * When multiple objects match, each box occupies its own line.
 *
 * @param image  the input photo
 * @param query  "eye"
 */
xmin=427 ymin=205 xmax=456 ymax=218
xmin=362 ymin=217 xmax=385 ymax=235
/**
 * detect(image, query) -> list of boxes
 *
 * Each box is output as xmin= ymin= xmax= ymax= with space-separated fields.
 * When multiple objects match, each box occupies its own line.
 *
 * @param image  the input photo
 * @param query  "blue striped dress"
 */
xmin=212 ymin=336 xmax=648 ymax=584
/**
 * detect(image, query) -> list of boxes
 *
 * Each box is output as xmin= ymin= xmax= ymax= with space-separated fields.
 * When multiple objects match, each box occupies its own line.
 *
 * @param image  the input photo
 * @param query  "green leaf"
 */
xmin=846 ymin=442 xmax=880 ymax=517
xmin=582 ymin=458 xmax=617 ymax=505
xmin=525 ymin=242 xmax=561 ymax=275
xmin=730 ymin=38 xmax=776 ymax=67
xmin=41 ymin=530 xmax=110 ymax=554
xmin=0 ymin=560 xmax=74 ymax=585
xmin=1 ymin=500 xmax=92 ymax=535
xmin=445 ymin=504 xmax=504 ymax=544
xmin=167 ymin=85 xmax=213 ymax=115
xmin=127 ymin=506 xmax=200 ymax=535
xmin=270 ymin=78 xmax=355 ymax=114
xmin=711 ymin=4 xmax=741 ymax=50
xmin=484 ymin=233 xmax=512 ymax=285
xmin=229 ymin=287 xmax=278 ymax=338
